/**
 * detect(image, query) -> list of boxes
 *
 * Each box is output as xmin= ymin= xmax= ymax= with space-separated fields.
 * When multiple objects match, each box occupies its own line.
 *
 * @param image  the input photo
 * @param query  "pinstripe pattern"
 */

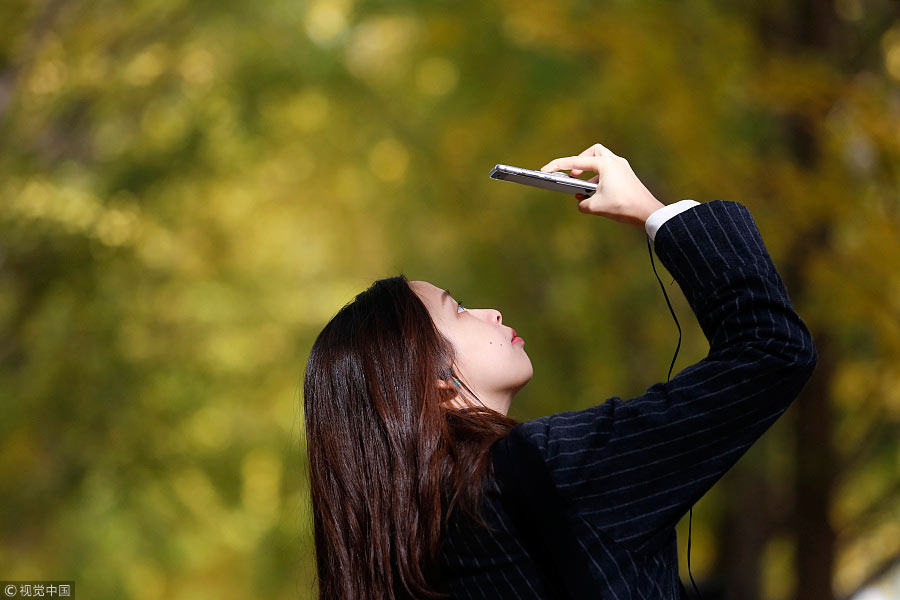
xmin=438 ymin=200 xmax=818 ymax=598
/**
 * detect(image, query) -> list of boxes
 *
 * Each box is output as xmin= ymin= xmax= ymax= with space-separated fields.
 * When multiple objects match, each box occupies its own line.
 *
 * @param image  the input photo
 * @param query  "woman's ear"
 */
xmin=436 ymin=376 xmax=463 ymax=390
xmin=436 ymin=378 xmax=466 ymax=409
xmin=436 ymin=367 xmax=460 ymax=390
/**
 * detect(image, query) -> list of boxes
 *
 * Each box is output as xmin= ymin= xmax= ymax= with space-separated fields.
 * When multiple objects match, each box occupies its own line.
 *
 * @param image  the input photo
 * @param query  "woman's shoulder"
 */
xmin=497 ymin=403 xmax=617 ymax=457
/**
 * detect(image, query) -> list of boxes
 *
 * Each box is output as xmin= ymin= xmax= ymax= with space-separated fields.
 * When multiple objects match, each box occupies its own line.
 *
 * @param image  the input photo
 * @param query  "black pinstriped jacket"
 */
xmin=436 ymin=199 xmax=819 ymax=599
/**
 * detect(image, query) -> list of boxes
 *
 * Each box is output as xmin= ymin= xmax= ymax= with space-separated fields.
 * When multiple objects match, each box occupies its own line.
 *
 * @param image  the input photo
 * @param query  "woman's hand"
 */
xmin=540 ymin=143 xmax=665 ymax=229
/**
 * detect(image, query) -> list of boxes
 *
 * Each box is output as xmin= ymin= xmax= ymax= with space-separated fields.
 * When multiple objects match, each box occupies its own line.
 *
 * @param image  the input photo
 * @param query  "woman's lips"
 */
xmin=511 ymin=328 xmax=524 ymax=344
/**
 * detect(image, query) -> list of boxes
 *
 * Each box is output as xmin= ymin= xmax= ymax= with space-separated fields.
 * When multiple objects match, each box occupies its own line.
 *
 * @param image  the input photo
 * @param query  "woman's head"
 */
xmin=303 ymin=274 xmax=526 ymax=599
xmin=407 ymin=280 xmax=533 ymax=415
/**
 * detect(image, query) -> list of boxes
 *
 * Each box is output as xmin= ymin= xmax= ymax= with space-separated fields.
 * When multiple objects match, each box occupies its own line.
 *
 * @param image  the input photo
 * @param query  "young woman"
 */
xmin=302 ymin=142 xmax=818 ymax=599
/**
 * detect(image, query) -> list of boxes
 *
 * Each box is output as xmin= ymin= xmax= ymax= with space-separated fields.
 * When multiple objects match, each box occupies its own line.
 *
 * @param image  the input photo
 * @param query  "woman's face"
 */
xmin=408 ymin=280 xmax=533 ymax=415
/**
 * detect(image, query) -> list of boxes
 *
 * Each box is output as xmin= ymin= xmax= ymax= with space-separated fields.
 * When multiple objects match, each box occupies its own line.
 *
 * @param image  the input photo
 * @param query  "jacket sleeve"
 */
xmin=506 ymin=199 xmax=818 ymax=556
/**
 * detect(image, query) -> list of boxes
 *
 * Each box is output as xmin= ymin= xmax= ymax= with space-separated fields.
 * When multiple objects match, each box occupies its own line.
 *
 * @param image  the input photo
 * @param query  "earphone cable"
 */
xmin=647 ymin=233 xmax=703 ymax=600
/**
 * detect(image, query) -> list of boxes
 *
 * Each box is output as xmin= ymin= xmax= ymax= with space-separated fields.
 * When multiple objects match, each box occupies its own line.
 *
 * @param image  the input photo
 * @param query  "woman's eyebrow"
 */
xmin=441 ymin=290 xmax=451 ymax=306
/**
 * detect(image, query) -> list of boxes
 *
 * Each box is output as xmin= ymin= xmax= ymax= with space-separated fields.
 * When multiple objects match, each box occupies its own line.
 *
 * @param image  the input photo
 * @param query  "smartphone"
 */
xmin=489 ymin=164 xmax=598 ymax=196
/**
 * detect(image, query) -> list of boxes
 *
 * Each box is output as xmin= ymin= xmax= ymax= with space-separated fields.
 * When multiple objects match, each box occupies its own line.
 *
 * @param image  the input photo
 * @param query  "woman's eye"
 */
xmin=456 ymin=302 xmax=467 ymax=313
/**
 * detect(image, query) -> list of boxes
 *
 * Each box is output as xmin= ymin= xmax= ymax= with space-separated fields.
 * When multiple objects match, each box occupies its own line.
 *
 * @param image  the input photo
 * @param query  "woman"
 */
xmin=302 ymin=142 xmax=818 ymax=599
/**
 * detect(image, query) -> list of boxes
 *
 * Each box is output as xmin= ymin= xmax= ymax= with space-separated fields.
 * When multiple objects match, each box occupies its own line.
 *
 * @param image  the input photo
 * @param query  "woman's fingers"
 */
xmin=574 ymin=174 xmax=600 ymax=201
xmin=570 ymin=143 xmax=614 ymax=176
xmin=540 ymin=155 xmax=606 ymax=174
xmin=539 ymin=143 xmax=662 ymax=226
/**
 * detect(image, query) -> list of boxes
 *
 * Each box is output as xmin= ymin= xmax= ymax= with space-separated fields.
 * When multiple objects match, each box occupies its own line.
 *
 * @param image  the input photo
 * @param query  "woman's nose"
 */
xmin=473 ymin=308 xmax=502 ymax=323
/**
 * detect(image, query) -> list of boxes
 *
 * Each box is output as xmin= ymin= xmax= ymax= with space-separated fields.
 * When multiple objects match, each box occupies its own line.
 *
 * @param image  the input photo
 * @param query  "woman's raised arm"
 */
xmin=498 ymin=199 xmax=817 ymax=557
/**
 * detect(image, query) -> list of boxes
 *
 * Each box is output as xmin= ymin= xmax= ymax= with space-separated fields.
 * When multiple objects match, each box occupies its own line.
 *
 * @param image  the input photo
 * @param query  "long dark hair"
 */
xmin=303 ymin=274 xmax=520 ymax=599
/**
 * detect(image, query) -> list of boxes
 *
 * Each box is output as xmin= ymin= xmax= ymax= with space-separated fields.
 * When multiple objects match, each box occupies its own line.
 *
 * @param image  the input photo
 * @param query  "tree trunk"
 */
xmin=713 ymin=469 xmax=770 ymax=600
xmin=792 ymin=329 xmax=837 ymax=600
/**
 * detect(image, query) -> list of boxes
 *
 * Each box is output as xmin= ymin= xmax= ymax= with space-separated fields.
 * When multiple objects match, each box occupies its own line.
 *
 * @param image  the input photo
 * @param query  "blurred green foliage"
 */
xmin=1 ymin=0 xmax=900 ymax=598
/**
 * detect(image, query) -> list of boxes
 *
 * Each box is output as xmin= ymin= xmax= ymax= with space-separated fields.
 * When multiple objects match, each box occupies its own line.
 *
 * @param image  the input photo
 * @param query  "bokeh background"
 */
xmin=2 ymin=0 xmax=900 ymax=598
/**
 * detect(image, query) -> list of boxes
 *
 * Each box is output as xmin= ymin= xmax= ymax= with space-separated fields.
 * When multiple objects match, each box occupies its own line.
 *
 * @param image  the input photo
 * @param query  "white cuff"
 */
xmin=645 ymin=200 xmax=701 ymax=242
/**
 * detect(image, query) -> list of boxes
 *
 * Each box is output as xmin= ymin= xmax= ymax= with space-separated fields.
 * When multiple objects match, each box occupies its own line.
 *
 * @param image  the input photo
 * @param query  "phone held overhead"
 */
xmin=489 ymin=164 xmax=598 ymax=196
